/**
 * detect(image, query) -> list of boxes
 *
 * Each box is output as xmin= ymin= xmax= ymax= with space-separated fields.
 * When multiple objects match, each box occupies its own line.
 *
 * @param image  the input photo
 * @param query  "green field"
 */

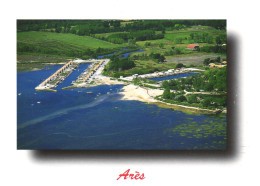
xmin=94 ymin=32 xmax=129 ymax=39
xmin=104 ymin=26 xmax=226 ymax=77
xmin=18 ymin=31 xmax=125 ymax=49
xmin=132 ymin=26 xmax=226 ymax=65
xmin=136 ymin=25 xmax=225 ymax=48
xmin=17 ymin=22 xmax=226 ymax=75
xmin=17 ymin=31 xmax=129 ymax=61
xmin=164 ymin=30 xmax=224 ymax=43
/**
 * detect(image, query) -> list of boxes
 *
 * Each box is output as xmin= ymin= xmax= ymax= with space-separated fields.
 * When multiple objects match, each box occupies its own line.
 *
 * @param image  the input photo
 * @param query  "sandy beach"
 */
xmin=119 ymin=84 xmax=226 ymax=114
xmin=120 ymin=84 xmax=164 ymax=103
xmin=91 ymin=76 xmax=126 ymax=86
xmin=65 ymin=59 xmax=226 ymax=114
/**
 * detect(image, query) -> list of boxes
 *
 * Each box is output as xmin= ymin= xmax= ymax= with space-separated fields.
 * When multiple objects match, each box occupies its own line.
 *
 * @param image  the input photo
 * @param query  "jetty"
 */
xmin=35 ymin=61 xmax=79 ymax=90
xmin=35 ymin=59 xmax=109 ymax=91
xmin=72 ymin=59 xmax=108 ymax=87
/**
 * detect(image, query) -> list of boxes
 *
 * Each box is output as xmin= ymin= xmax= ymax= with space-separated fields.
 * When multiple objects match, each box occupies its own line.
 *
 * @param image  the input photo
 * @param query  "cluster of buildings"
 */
xmin=35 ymin=59 xmax=107 ymax=90
xmin=187 ymin=43 xmax=226 ymax=50
xmin=187 ymin=44 xmax=200 ymax=50
xmin=187 ymin=44 xmax=227 ymax=69
xmin=121 ymin=68 xmax=192 ymax=81
xmin=72 ymin=60 xmax=105 ymax=86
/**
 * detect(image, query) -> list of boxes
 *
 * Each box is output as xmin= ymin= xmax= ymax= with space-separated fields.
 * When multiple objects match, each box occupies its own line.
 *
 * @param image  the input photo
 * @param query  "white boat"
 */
xmin=37 ymin=101 xmax=41 ymax=104
xmin=18 ymin=93 xmax=22 ymax=96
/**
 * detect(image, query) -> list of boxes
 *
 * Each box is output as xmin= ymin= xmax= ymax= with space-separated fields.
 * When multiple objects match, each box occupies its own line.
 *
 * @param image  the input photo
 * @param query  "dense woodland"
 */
xmin=106 ymin=56 xmax=135 ymax=71
xmin=161 ymin=67 xmax=227 ymax=109
xmin=96 ymin=30 xmax=164 ymax=44
xmin=17 ymin=20 xmax=226 ymax=34
xmin=162 ymin=67 xmax=227 ymax=92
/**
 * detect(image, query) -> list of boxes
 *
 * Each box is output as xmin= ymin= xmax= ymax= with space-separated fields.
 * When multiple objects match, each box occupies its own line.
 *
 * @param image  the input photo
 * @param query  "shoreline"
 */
xmin=20 ymin=62 xmax=226 ymax=115
xmin=17 ymin=62 xmax=67 ymax=72
xmin=119 ymin=84 xmax=163 ymax=103
xmin=66 ymin=74 xmax=227 ymax=115
xmin=119 ymin=84 xmax=226 ymax=115
xmin=154 ymin=100 xmax=226 ymax=115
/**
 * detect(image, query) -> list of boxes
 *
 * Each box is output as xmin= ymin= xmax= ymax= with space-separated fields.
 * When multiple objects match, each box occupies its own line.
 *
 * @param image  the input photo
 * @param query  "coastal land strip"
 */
xmin=31 ymin=59 xmax=226 ymax=115
xmin=119 ymin=83 xmax=226 ymax=115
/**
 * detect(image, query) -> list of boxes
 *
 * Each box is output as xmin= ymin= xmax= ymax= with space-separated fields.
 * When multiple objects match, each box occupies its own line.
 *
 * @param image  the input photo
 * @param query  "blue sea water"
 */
xmin=120 ymin=49 xmax=145 ymax=58
xmin=150 ymin=73 xmax=199 ymax=81
xmin=98 ymin=49 xmax=144 ymax=59
xmin=17 ymin=65 xmax=226 ymax=150
xmin=97 ymin=48 xmax=129 ymax=58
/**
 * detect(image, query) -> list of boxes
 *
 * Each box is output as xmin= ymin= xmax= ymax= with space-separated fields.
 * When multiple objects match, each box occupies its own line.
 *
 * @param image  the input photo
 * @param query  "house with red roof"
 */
xmin=187 ymin=44 xmax=200 ymax=50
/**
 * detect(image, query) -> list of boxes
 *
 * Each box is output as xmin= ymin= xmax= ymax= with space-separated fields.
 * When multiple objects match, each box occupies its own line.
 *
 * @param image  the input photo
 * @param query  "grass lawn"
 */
xmin=17 ymin=55 xmax=69 ymax=63
xmin=17 ymin=31 xmax=126 ymax=49
xmin=94 ymin=32 xmax=129 ymax=39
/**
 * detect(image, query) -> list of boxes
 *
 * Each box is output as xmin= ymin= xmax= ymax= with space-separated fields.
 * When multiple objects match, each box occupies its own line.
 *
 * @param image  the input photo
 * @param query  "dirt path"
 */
xmin=184 ymin=91 xmax=226 ymax=96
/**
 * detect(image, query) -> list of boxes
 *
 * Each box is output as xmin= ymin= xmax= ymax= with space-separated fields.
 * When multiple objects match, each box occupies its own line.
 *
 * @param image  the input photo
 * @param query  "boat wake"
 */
xmin=18 ymin=94 xmax=112 ymax=129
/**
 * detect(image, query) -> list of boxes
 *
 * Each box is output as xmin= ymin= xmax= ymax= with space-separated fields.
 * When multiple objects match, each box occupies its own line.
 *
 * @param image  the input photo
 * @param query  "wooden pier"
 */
xmin=35 ymin=61 xmax=76 ymax=90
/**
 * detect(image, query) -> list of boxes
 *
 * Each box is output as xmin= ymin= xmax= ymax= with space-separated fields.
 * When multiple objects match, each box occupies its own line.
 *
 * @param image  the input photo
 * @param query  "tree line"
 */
xmin=200 ymin=45 xmax=226 ymax=54
xmin=105 ymin=55 xmax=135 ymax=72
xmin=203 ymin=57 xmax=226 ymax=65
xmin=162 ymin=67 xmax=227 ymax=92
xmin=17 ymin=41 xmax=118 ymax=59
xmin=17 ymin=20 xmax=226 ymax=34
xmin=96 ymin=30 xmax=164 ymax=44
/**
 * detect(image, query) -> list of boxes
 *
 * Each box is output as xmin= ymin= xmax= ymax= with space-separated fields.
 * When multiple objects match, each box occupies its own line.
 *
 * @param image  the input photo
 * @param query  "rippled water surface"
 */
xmin=17 ymin=65 xmax=226 ymax=150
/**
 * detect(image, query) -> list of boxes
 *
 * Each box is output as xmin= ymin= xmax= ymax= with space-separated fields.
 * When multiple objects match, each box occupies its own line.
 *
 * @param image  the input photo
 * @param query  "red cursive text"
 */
xmin=117 ymin=169 xmax=145 ymax=180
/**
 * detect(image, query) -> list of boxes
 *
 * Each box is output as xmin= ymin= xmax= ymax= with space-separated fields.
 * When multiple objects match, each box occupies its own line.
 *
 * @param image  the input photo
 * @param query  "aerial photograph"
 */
xmin=17 ymin=19 xmax=227 ymax=150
